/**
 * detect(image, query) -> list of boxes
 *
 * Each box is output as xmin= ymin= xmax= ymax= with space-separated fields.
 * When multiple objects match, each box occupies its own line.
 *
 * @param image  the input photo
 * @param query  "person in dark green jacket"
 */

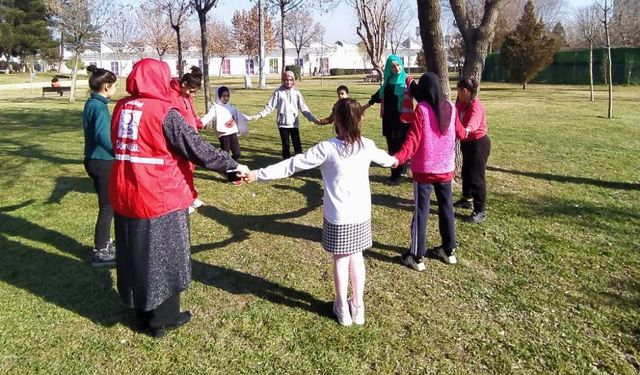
xmin=83 ymin=65 xmax=117 ymax=267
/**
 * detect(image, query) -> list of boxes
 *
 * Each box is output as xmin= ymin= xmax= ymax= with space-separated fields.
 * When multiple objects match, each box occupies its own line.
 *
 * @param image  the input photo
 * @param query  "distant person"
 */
xmin=314 ymin=85 xmax=349 ymax=126
xmin=247 ymin=70 xmax=318 ymax=159
xmin=454 ymin=77 xmax=490 ymax=224
xmin=394 ymin=72 xmax=463 ymax=271
xmin=362 ymin=55 xmax=418 ymax=185
xmin=243 ymin=98 xmax=396 ymax=327
xmin=169 ymin=66 xmax=205 ymax=213
xmin=200 ymin=86 xmax=249 ymax=184
xmin=109 ymin=58 xmax=249 ymax=338
xmin=82 ymin=65 xmax=117 ymax=267
xmin=51 ymin=77 xmax=63 ymax=96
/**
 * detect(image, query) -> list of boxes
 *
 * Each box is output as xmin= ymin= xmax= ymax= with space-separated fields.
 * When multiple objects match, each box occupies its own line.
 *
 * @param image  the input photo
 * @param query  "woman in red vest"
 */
xmin=169 ymin=66 xmax=205 ymax=213
xmin=109 ymin=58 xmax=249 ymax=339
xmin=363 ymin=54 xmax=417 ymax=185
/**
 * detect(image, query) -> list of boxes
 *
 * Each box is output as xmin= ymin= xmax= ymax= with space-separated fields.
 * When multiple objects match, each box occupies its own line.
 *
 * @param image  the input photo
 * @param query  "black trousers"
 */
xmin=84 ymin=159 xmax=113 ymax=250
xmin=410 ymin=181 xmax=456 ymax=258
xmin=218 ymin=133 xmax=241 ymax=161
xmin=278 ymin=127 xmax=302 ymax=159
xmin=385 ymin=123 xmax=410 ymax=180
xmin=460 ymin=135 xmax=491 ymax=212
xmin=138 ymin=294 xmax=181 ymax=329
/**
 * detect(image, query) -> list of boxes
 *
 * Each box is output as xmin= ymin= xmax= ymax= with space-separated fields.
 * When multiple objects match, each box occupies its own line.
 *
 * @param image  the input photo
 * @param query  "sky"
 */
xmin=134 ymin=0 xmax=597 ymax=45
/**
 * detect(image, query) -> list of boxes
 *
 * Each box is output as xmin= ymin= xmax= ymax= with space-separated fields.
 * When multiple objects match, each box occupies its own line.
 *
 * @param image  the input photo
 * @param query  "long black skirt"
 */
xmin=114 ymin=209 xmax=191 ymax=312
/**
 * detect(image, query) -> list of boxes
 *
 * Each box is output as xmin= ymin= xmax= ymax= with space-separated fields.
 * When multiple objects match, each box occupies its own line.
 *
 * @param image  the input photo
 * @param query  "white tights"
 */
xmin=332 ymin=252 xmax=365 ymax=310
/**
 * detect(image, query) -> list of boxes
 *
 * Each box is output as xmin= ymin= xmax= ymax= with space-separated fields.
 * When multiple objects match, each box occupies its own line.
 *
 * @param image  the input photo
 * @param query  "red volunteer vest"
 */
xmin=108 ymin=97 xmax=193 ymax=219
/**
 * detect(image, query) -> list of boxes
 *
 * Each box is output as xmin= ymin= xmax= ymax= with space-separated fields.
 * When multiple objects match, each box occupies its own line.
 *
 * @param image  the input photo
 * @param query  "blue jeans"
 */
xmin=409 ymin=181 xmax=456 ymax=258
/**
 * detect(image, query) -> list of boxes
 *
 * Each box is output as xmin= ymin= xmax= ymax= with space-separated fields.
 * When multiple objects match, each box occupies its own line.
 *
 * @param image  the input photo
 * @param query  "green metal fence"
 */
xmin=482 ymin=47 xmax=640 ymax=85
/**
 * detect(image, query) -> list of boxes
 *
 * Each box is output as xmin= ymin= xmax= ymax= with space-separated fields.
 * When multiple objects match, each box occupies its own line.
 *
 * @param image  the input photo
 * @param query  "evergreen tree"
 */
xmin=500 ymin=0 xmax=561 ymax=89
xmin=0 ymin=0 xmax=57 ymax=71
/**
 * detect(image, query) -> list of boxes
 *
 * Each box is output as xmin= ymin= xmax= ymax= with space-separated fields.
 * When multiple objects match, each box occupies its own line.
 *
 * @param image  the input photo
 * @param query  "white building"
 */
xmin=67 ymin=38 xmax=422 ymax=78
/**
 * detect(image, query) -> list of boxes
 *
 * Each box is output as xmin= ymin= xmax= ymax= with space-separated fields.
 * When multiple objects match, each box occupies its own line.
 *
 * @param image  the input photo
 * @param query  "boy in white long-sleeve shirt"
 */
xmin=244 ymin=98 xmax=396 ymax=327
xmin=248 ymin=70 xmax=318 ymax=159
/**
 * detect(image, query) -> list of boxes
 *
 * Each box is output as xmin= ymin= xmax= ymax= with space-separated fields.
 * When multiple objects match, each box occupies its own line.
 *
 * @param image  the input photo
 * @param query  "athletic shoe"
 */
xmin=91 ymin=241 xmax=116 ymax=268
xmin=333 ymin=302 xmax=353 ymax=326
xmin=401 ymin=252 xmax=426 ymax=272
xmin=453 ymin=198 xmax=473 ymax=209
xmin=191 ymin=198 xmax=205 ymax=208
xmin=433 ymin=246 xmax=457 ymax=265
xmin=348 ymin=299 xmax=365 ymax=325
xmin=465 ymin=211 xmax=486 ymax=224
xmin=188 ymin=205 xmax=195 ymax=215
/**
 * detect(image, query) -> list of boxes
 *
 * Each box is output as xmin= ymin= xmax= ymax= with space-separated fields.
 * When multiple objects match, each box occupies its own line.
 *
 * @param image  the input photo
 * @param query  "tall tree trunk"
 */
xmin=57 ymin=34 xmax=64 ymax=73
xmin=258 ymin=0 xmax=266 ymax=88
xmin=604 ymin=26 xmax=613 ymax=118
xmin=449 ymin=0 xmax=502 ymax=86
xmin=588 ymin=42 xmax=594 ymax=102
xmin=198 ymin=12 xmax=211 ymax=112
xmin=174 ymin=26 xmax=184 ymax=78
xmin=416 ymin=0 xmax=450 ymax=99
xmin=69 ymin=51 xmax=79 ymax=103
xmin=280 ymin=4 xmax=286 ymax=74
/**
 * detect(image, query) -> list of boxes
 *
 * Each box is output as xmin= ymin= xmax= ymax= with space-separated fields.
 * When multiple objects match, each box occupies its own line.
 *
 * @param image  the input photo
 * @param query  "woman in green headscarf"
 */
xmin=363 ymin=54 xmax=417 ymax=185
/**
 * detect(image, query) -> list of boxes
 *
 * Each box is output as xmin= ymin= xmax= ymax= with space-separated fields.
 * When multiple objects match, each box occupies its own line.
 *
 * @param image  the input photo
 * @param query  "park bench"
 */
xmin=42 ymin=86 xmax=71 ymax=97
xmin=363 ymin=70 xmax=380 ymax=83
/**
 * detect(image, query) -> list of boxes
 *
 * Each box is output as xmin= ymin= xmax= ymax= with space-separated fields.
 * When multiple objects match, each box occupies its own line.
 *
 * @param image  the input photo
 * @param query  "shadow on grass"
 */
xmin=192 ymin=261 xmax=329 ymax=318
xmin=46 ymin=176 xmax=94 ymax=204
xmin=488 ymin=165 xmax=640 ymax=191
xmin=0 ymin=201 xmax=125 ymax=326
xmin=192 ymin=179 xmax=323 ymax=253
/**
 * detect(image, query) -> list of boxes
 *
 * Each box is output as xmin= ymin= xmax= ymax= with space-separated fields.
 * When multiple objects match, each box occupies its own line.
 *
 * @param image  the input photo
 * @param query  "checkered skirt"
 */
xmin=321 ymin=218 xmax=372 ymax=255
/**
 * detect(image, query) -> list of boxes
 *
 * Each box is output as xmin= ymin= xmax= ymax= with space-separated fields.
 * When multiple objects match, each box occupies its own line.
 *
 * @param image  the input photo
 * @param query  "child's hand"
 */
xmin=242 ymin=170 xmax=257 ymax=183
xmin=391 ymin=157 xmax=399 ymax=169
xmin=247 ymin=114 xmax=260 ymax=121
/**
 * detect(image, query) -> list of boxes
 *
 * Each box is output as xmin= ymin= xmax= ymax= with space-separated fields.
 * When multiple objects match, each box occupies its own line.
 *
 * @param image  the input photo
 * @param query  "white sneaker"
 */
xmin=434 ymin=246 xmax=457 ymax=264
xmin=401 ymin=252 xmax=426 ymax=272
xmin=188 ymin=206 xmax=195 ymax=215
xmin=333 ymin=302 xmax=353 ymax=326
xmin=192 ymin=198 xmax=204 ymax=208
xmin=348 ymin=299 xmax=365 ymax=325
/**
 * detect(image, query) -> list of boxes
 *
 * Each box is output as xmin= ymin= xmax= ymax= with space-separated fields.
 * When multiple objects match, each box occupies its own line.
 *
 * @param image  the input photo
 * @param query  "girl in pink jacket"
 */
xmin=394 ymin=72 xmax=461 ymax=270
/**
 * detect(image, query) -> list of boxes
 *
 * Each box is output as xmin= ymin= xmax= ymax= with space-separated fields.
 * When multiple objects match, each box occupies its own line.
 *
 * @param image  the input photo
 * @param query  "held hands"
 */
xmin=391 ymin=157 xmax=399 ymax=169
xmin=247 ymin=114 xmax=261 ymax=121
xmin=242 ymin=170 xmax=257 ymax=183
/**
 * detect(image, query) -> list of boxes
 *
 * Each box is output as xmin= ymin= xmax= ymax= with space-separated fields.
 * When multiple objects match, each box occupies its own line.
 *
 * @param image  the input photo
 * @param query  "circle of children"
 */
xmin=82 ymin=54 xmax=489 ymax=338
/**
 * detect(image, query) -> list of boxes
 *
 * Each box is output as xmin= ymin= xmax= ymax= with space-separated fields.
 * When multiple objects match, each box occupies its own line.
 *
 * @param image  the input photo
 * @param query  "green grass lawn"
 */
xmin=0 ymin=76 xmax=638 ymax=374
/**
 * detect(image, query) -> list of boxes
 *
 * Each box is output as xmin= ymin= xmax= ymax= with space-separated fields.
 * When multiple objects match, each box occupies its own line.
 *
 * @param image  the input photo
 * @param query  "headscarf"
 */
xmin=213 ymin=86 xmax=237 ymax=133
xmin=377 ymin=54 xmax=406 ymax=113
xmin=126 ymin=58 xmax=171 ymax=102
xmin=416 ymin=72 xmax=452 ymax=134
xmin=282 ymin=70 xmax=296 ymax=89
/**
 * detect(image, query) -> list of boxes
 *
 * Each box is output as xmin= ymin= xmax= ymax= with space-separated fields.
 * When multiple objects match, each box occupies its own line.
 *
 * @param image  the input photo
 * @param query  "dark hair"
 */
xmin=86 ymin=65 xmax=116 ymax=91
xmin=51 ymin=77 xmax=59 ymax=83
xmin=218 ymin=86 xmax=229 ymax=97
xmin=336 ymin=85 xmax=349 ymax=94
xmin=181 ymin=66 xmax=203 ymax=89
xmin=417 ymin=72 xmax=449 ymax=134
xmin=334 ymin=98 xmax=363 ymax=154
xmin=456 ymin=77 xmax=479 ymax=99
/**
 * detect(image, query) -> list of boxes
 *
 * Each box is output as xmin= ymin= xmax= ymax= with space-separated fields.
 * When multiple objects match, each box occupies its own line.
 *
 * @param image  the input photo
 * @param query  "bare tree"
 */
xmin=266 ymin=0 xmax=306 ymax=73
xmin=348 ymin=0 xmax=390 ymax=77
xmin=44 ymin=0 xmax=110 ymax=103
xmin=417 ymin=0 xmax=450 ymax=97
xmin=153 ymin=0 xmax=192 ymax=77
xmin=387 ymin=0 xmax=413 ymax=54
xmin=232 ymin=5 xmax=277 ymax=59
xmin=574 ymin=4 xmax=601 ymax=101
xmin=258 ymin=0 xmax=266 ymax=88
xmin=102 ymin=2 xmax=138 ymax=76
xmin=284 ymin=9 xmax=324 ymax=68
xmin=191 ymin=0 xmax=221 ymax=111
xmin=207 ymin=19 xmax=235 ymax=78
xmin=610 ymin=0 xmax=640 ymax=47
xmin=138 ymin=1 xmax=176 ymax=60
xmin=448 ymin=0 xmax=502 ymax=84
xmin=596 ymin=0 xmax=613 ymax=118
